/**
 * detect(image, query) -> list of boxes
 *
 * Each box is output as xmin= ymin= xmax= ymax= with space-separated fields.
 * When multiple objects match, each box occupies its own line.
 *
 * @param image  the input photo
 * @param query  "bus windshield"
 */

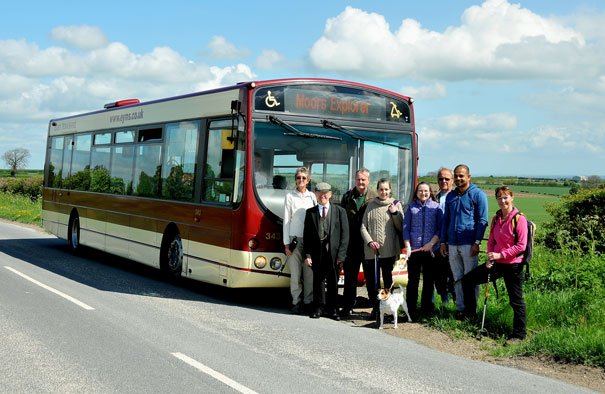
xmin=253 ymin=119 xmax=413 ymax=219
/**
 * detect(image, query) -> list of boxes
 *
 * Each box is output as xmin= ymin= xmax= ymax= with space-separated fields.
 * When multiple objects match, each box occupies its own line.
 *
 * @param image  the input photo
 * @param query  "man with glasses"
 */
xmin=339 ymin=168 xmax=377 ymax=318
xmin=434 ymin=167 xmax=456 ymax=305
xmin=439 ymin=164 xmax=488 ymax=319
xmin=304 ymin=183 xmax=349 ymax=320
xmin=283 ymin=167 xmax=317 ymax=314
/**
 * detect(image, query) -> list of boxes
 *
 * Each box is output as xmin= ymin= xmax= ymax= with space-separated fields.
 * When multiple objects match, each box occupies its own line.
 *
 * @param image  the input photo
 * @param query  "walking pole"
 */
xmin=477 ymin=268 xmax=491 ymax=339
xmin=374 ymin=251 xmax=379 ymax=290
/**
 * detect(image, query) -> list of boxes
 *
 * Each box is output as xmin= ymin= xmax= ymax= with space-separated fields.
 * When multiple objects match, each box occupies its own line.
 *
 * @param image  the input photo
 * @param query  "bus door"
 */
xmin=187 ymin=119 xmax=243 ymax=283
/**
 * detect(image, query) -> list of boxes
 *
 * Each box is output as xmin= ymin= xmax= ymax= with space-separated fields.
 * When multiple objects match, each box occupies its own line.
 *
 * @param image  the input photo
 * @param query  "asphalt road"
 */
xmin=0 ymin=221 xmax=595 ymax=393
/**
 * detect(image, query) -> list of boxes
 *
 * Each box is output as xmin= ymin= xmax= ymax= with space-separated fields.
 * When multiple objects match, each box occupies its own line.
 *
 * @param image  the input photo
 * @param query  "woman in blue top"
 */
xmin=403 ymin=182 xmax=443 ymax=319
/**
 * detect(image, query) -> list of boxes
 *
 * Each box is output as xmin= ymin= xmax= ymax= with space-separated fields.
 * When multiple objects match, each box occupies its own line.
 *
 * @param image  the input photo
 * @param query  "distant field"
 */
xmin=419 ymin=178 xmax=560 ymax=231
xmin=0 ymin=169 xmax=44 ymax=178
xmin=486 ymin=193 xmax=557 ymax=227
xmin=480 ymin=183 xmax=569 ymax=197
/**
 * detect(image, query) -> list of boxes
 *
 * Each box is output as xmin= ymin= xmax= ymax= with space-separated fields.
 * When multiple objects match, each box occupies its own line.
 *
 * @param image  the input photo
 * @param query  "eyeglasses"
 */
xmin=296 ymin=176 xmax=307 ymax=180
xmin=438 ymin=178 xmax=451 ymax=182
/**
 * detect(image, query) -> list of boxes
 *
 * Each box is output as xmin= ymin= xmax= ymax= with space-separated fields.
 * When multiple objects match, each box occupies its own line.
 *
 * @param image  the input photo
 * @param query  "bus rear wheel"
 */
xmin=68 ymin=214 xmax=80 ymax=251
xmin=162 ymin=233 xmax=183 ymax=278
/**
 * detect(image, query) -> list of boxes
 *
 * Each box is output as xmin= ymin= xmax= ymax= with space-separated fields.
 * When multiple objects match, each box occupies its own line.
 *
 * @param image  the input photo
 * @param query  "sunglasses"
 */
xmin=296 ymin=176 xmax=307 ymax=180
xmin=438 ymin=177 xmax=451 ymax=181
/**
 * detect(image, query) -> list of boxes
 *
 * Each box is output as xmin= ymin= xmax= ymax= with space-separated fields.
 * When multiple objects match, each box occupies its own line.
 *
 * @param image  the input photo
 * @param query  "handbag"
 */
xmin=289 ymin=236 xmax=298 ymax=251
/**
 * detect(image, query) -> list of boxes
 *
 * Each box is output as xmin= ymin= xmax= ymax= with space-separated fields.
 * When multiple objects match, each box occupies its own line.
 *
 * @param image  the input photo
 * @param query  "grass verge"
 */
xmin=0 ymin=192 xmax=42 ymax=226
xmin=427 ymin=245 xmax=605 ymax=368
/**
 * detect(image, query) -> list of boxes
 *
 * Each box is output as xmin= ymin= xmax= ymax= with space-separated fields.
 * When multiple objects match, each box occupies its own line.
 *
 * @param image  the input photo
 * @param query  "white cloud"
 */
xmin=194 ymin=64 xmax=256 ymax=91
xmin=309 ymin=1 xmax=588 ymax=81
xmin=256 ymin=49 xmax=284 ymax=70
xmin=401 ymin=83 xmax=447 ymax=101
xmin=433 ymin=113 xmax=518 ymax=132
xmin=0 ymin=32 xmax=256 ymax=117
xmin=50 ymin=25 xmax=108 ymax=50
xmin=207 ymin=36 xmax=249 ymax=59
xmin=0 ymin=39 xmax=86 ymax=77
xmin=0 ymin=73 xmax=36 ymax=98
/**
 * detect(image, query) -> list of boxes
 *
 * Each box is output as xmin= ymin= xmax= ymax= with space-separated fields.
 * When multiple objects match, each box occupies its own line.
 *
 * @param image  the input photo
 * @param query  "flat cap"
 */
xmin=315 ymin=182 xmax=332 ymax=192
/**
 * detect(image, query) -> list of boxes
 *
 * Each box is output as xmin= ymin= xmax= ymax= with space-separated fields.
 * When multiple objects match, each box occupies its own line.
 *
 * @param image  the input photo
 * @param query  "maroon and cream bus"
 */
xmin=42 ymin=78 xmax=417 ymax=288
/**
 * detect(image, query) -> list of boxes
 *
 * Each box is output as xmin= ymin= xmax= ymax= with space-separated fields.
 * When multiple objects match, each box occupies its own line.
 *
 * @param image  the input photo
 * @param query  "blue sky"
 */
xmin=1 ymin=0 xmax=604 ymax=177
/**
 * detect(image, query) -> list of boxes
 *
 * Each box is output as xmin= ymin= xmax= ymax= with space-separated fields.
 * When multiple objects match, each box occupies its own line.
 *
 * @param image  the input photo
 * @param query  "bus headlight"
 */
xmin=254 ymin=256 xmax=267 ymax=269
xmin=270 ymin=257 xmax=283 ymax=271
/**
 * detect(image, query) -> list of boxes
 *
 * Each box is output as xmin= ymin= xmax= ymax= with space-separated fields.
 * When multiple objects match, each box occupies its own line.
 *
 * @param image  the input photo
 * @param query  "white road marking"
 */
xmin=171 ymin=352 xmax=259 ymax=394
xmin=4 ymin=266 xmax=95 ymax=310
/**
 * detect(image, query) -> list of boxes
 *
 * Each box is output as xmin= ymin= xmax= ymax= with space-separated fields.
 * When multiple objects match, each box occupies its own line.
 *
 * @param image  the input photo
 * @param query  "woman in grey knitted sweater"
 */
xmin=360 ymin=178 xmax=403 ymax=318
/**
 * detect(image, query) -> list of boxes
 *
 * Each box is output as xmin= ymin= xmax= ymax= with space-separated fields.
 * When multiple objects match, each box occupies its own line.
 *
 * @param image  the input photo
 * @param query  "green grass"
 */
xmin=481 ymin=183 xmax=570 ymax=197
xmin=486 ymin=194 xmax=558 ymax=227
xmin=0 ymin=169 xmax=44 ymax=178
xmin=428 ymin=245 xmax=605 ymax=368
xmin=0 ymin=192 xmax=42 ymax=225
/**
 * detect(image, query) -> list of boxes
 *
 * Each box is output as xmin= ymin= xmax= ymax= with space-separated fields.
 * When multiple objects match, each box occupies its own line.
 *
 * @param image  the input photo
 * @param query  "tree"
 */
xmin=2 ymin=148 xmax=31 ymax=177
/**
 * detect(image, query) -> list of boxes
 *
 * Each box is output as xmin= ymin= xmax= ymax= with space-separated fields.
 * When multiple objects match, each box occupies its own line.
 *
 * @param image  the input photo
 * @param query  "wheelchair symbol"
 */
xmin=390 ymin=102 xmax=402 ymax=119
xmin=265 ymin=91 xmax=281 ymax=108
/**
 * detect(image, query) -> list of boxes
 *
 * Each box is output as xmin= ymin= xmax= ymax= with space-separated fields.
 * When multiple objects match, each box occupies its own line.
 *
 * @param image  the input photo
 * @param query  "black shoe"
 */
xmin=339 ymin=308 xmax=352 ymax=318
xmin=291 ymin=302 xmax=304 ymax=315
xmin=369 ymin=308 xmax=378 ymax=321
xmin=454 ymin=311 xmax=465 ymax=321
xmin=421 ymin=308 xmax=435 ymax=318
xmin=464 ymin=311 xmax=478 ymax=323
xmin=310 ymin=311 xmax=320 ymax=319
xmin=303 ymin=303 xmax=313 ymax=314
xmin=330 ymin=312 xmax=341 ymax=321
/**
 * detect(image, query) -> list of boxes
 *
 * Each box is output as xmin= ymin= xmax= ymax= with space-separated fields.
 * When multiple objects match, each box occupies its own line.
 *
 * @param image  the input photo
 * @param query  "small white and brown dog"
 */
xmin=377 ymin=284 xmax=412 ymax=329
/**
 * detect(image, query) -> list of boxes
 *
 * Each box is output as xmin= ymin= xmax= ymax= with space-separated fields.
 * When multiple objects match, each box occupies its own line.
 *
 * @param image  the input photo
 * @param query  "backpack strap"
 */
xmin=512 ymin=212 xmax=531 ymax=278
xmin=511 ymin=212 xmax=520 ymax=244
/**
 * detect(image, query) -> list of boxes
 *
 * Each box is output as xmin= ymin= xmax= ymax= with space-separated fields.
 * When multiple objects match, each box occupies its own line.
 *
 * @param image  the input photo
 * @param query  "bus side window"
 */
xmin=162 ymin=121 xmax=199 ymax=201
xmin=47 ymin=136 xmax=65 ymax=188
xmin=203 ymin=121 xmax=235 ymax=204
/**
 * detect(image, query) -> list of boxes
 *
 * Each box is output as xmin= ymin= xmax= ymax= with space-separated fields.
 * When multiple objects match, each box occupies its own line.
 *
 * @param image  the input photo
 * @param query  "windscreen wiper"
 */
xmin=268 ymin=115 xmax=341 ymax=140
xmin=321 ymin=119 xmax=409 ymax=150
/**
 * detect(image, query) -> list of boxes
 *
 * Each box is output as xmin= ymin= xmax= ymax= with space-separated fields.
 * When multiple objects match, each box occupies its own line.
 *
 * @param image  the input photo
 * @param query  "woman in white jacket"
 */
xmin=283 ymin=167 xmax=317 ymax=314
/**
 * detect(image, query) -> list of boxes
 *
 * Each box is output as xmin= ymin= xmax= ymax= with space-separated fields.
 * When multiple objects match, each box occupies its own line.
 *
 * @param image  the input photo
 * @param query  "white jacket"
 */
xmin=283 ymin=189 xmax=317 ymax=244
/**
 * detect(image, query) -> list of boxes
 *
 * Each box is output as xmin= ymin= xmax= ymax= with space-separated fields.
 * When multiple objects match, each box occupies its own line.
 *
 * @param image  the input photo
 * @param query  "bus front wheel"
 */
xmin=161 ymin=233 xmax=183 ymax=278
xmin=68 ymin=214 xmax=80 ymax=251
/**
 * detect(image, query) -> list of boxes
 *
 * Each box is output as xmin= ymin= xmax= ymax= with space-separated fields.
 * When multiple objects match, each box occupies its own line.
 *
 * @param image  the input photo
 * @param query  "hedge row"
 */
xmin=0 ymin=176 xmax=43 ymax=200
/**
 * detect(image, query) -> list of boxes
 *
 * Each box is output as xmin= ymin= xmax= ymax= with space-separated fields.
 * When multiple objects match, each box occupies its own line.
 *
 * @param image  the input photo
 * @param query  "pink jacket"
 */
xmin=487 ymin=207 xmax=527 ymax=264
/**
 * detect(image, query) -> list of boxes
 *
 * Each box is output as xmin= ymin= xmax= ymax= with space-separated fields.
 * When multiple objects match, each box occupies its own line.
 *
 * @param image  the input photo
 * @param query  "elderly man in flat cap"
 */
xmin=303 ymin=182 xmax=349 ymax=320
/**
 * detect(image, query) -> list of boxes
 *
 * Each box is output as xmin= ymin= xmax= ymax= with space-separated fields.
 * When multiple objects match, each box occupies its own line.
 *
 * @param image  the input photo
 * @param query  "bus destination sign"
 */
xmin=254 ymin=85 xmax=409 ymax=123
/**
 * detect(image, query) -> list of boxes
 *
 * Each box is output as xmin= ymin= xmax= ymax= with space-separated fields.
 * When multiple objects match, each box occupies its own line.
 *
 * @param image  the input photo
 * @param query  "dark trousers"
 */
xmin=434 ymin=251 xmax=455 ymax=302
xmin=462 ymin=263 xmax=527 ymax=339
xmin=312 ymin=251 xmax=339 ymax=314
xmin=364 ymin=256 xmax=395 ymax=309
xmin=342 ymin=256 xmax=376 ymax=310
xmin=406 ymin=251 xmax=436 ymax=316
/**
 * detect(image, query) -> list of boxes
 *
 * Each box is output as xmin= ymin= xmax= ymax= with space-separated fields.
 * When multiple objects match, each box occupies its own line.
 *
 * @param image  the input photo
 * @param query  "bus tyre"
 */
xmin=162 ymin=233 xmax=183 ymax=278
xmin=68 ymin=214 xmax=80 ymax=251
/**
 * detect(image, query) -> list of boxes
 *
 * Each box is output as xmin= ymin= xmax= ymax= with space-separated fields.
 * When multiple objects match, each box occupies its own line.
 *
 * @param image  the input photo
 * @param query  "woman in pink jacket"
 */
xmin=462 ymin=186 xmax=527 ymax=341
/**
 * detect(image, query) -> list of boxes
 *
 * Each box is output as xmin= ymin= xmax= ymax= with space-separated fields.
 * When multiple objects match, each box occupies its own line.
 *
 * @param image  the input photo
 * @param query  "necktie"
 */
xmin=322 ymin=206 xmax=327 ymax=218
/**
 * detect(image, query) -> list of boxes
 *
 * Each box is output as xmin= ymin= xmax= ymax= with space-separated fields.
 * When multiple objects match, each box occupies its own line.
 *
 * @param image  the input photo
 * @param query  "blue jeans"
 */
xmin=448 ymin=244 xmax=478 ymax=311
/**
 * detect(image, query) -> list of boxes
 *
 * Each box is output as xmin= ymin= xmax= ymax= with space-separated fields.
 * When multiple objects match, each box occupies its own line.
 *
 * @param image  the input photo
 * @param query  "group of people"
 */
xmin=282 ymin=164 xmax=527 ymax=341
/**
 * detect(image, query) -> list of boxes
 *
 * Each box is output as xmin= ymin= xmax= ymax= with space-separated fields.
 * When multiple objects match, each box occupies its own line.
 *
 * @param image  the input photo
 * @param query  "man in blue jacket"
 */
xmin=439 ymin=164 xmax=488 ymax=319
